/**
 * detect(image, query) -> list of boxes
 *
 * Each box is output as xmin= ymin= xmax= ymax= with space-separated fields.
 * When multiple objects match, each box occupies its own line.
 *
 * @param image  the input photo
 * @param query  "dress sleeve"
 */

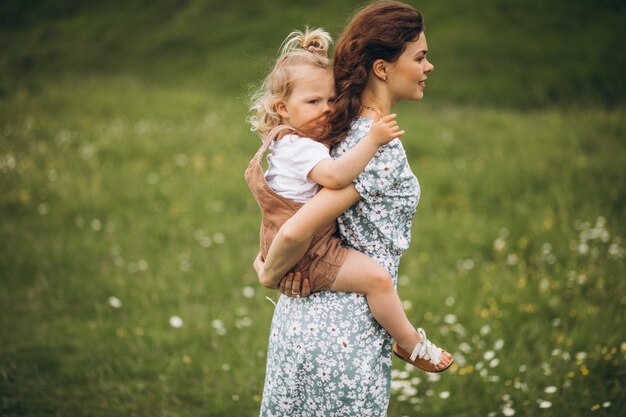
xmin=354 ymin=138 xmax=406 ymax=199
xmin=290 ymin=137 xmax=332 ymax=181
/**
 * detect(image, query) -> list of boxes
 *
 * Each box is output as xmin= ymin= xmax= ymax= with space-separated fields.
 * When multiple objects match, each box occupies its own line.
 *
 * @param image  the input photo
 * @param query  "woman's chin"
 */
xmin=407 ymin=89 xmax=425 ymax=101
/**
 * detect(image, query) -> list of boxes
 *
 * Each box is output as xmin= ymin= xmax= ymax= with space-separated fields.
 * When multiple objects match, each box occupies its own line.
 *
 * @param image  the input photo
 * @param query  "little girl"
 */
xmin=245 ymin=28 xmax=452 ymax=373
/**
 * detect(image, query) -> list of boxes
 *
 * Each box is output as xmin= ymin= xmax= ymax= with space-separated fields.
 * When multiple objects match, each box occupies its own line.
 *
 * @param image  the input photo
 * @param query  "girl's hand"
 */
xmin=254 ymin=252 xmax=276 ymax=289
xmin=369 ymin=113 xmax=404 ymax=146
xmin=279 ymin=272 xmax=311 ymax=298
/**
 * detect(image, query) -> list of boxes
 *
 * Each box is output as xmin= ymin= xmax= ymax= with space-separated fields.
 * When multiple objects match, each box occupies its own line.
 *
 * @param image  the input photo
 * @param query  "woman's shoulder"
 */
xmin=331 ymin=117 xmax=372 ymax=152
xmin=347 ymin=116 xmax=374 ymax=140
xmin=335 ymin=117 xmax=406 ymax=156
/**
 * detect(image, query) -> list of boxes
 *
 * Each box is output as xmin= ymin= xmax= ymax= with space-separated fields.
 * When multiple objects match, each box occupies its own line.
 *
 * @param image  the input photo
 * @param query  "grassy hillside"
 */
xmin=1 ymin=0 xmax=625 ymax=106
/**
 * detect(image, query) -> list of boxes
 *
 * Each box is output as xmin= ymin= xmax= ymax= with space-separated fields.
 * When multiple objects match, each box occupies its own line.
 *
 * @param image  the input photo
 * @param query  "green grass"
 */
xmin=1 ymin=0 xmax=625 ymax=106
xmin=1 ymin=1 xmax=625 ymax=416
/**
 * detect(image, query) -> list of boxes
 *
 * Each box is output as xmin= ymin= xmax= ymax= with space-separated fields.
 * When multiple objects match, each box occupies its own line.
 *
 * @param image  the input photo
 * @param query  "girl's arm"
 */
xmin=258 ymin=185 xmax=361 ymax=289
xmin=308 ymin=114 xmax=403 ymax=189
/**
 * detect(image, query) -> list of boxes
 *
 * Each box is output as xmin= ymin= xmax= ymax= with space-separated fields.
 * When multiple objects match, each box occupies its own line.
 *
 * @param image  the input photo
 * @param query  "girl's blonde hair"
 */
xmin=248 ymin=27 xmax=333 ymax=138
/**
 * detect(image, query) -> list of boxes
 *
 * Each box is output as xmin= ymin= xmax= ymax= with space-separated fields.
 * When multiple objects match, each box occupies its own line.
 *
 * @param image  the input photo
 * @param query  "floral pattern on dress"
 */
xmin=260 ymin=117 xmax=420 ymax=417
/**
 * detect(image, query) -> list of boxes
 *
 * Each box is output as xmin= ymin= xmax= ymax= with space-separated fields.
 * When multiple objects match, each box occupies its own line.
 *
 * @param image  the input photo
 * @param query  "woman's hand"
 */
xmin=279 ymin=272 xmax=311 ymax=298
xmin=254 ymin=252 xmax=311 ymax=296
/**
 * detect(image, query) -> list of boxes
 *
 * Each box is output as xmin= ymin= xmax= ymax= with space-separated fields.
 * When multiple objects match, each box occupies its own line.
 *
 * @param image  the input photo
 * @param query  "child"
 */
xmin=245 ymin=28 xmax=452 ymax=373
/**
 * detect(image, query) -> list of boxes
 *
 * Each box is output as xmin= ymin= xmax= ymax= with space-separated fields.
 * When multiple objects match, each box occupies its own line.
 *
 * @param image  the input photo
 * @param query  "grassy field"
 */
xmin=1 ymin=1 xmax=625 ymax=416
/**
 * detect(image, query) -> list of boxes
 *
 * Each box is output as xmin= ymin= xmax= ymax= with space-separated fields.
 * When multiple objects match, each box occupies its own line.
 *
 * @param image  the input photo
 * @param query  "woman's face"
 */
xmin=386 ymin=33 xmax=434 ymax=102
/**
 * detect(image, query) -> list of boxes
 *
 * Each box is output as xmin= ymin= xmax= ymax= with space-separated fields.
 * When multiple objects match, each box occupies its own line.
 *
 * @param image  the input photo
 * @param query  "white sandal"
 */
xmin=392 ymin=328 xmax=453 ymax=373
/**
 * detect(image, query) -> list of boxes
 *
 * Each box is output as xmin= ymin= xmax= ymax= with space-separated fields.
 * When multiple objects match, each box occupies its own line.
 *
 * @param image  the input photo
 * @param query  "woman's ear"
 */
xmin=372 ymin=59 xmax=388 ymax=82
xmin=276 ymin=101 xmax=289 ymax=119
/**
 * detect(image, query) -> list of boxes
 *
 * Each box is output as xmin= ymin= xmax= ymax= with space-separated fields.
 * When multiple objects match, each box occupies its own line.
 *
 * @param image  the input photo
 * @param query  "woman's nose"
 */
xmin=425 ymin=58 xmax=434 ymax=73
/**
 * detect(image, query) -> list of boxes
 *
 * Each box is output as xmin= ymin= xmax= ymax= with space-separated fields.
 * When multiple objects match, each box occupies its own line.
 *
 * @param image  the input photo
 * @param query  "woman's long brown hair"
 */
xmin=323 ymin=1 xmax=424 ymax=147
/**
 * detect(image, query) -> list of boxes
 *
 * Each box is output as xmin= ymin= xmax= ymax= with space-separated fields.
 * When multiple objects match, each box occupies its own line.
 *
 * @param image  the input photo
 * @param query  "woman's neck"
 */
xmin=359 ymin=88 xmax=395 ymax=118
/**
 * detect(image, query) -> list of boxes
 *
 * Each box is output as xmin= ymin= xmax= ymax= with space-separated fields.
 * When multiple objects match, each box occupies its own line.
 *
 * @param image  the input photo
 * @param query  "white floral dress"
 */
xmin=260 ymin=117 xmax=420 ymax=417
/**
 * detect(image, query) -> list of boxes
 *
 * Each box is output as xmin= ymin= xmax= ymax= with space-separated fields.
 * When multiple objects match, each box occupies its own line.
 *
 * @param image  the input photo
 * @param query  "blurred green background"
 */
xmin=1 ymin=0 xmax=625 ymax=416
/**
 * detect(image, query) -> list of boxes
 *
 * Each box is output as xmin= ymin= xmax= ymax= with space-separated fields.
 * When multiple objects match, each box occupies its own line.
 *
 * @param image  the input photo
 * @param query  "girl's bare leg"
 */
xmin=330 ymin=249 xmax=453 ymax=370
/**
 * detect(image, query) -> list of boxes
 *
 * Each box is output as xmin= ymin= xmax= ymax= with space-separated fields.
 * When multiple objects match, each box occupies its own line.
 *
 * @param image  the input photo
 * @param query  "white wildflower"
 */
xmin=235 ymin=317 xmax=252 ymax=329
xmin=91 ymin=219 xmax=102 ymax=231
xmin=108 ymin=296 xmax=122 ymax=308
xmin=494 ymin=237 xmax=506 ymax=252
xmin=235 ymin=306 xmax=249 ymax=316
xmin=459 ymin=342 xmax=472 ymax=353
xmin=537 ymin=400 xmax=552 ymax=409
xmin=213 ymin=232 xmax=225 ymax=244
xmin=138 ymin=259 xmax=148 ymax=271
xmin=242 ymin=286 xmax=255 ymax=298
xmin=427 ymin=373 xmax=441 ymax=382
xmin=444 ymin=314 xmax=457 ymax=324
xmin=212 ymin=319 xmax=226 ymax=335
xmin=502 ymin=405 xmax=515 ymax=416
xmin=506 ymin=254 xmax=518 ymax=265
xmin=169 ymin=316 xmax=183 ymax=328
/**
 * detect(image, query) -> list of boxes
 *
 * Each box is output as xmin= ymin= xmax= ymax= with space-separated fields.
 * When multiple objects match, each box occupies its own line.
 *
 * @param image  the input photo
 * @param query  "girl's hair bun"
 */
xmin=280 ymin=27 xmax=332 ymax=58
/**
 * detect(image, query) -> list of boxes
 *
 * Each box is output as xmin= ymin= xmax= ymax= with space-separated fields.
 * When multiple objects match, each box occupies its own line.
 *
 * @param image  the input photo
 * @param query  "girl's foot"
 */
xmin=392 ymin=328 xmax=454 ymax=373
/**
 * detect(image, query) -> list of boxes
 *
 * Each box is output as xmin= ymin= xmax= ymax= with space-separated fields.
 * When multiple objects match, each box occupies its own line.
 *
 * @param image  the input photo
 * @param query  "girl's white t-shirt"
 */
xmin=265 ymin=133 xmax=330 ymax=203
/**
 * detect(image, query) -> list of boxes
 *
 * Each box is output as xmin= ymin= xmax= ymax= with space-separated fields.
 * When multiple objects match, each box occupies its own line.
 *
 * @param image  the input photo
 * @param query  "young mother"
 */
xmin=255 ymin=2 xmax=450 ymax=415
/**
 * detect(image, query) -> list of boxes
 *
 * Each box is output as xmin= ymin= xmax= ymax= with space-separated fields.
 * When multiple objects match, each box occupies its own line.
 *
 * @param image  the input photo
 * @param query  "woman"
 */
xmin=254 ymin=2 xmax=451 ymax=415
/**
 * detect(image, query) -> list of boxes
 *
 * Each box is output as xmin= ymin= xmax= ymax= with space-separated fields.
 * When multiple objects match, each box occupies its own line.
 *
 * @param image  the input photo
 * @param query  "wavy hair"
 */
xmin=323 ymin=1 xmax=424 ymax=147
xmin=248 ymin=28 xmax=333 ymax=138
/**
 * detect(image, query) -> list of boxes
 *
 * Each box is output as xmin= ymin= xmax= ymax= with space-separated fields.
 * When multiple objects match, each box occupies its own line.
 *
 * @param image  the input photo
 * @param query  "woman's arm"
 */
xmin=258 ymin=185 xmax=361 ymax=288
xmin=307 ymin=114 xmax=403 ymax=189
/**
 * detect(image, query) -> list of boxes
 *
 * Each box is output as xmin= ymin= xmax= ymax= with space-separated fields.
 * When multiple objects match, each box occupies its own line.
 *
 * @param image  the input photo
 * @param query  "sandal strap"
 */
xmin=409 ymin=328 xmax=443 ymax=366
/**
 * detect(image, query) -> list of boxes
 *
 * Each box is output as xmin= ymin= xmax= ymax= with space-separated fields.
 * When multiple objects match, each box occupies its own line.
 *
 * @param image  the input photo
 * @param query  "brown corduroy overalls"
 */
xmin=244 ymin=126 xmax=348 ymax=292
